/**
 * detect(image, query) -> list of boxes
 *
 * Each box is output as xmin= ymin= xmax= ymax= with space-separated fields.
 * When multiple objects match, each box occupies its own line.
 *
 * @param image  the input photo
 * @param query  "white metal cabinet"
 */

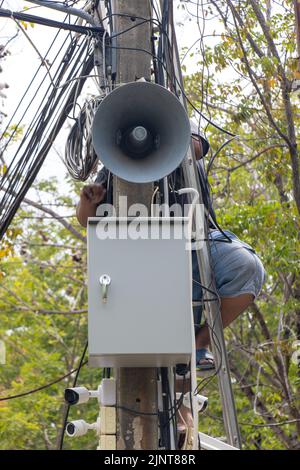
xmin=87 ymin=217 xmax=193 ymax=367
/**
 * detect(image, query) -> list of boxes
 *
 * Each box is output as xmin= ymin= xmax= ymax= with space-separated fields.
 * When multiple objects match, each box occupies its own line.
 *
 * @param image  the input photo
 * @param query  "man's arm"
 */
xmin=76 ymin=183 xmax=106 ymax=227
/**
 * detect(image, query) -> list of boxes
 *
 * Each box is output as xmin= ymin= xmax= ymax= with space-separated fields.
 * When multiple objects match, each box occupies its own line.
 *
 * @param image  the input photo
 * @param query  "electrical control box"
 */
xmin=87 ymin=217 xmax=193 ymax=367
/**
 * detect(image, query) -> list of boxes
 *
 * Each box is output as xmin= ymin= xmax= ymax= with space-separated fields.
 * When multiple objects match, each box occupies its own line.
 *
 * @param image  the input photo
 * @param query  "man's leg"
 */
xmin=176 ymin=293 xmax=254 ymax=430
xmin=196 ymin=293 xmax=254 ymax=351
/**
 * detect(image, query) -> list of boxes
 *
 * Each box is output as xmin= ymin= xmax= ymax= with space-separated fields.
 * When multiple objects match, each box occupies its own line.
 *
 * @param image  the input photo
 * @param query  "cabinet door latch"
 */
xmin=99 ymin=274 xmax=111 ymax=303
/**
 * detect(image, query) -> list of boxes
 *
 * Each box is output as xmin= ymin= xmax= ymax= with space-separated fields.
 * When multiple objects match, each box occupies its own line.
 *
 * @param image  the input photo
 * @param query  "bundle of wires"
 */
xmin=0 ymin=9 xmax=105 ymax=240
xmin=65 ymin=95 xmax=104 ymax=180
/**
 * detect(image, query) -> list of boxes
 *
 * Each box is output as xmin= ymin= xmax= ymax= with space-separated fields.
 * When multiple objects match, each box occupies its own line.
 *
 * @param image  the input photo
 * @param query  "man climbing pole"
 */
xmin=76 ymin=120 xmax=266 ymax=441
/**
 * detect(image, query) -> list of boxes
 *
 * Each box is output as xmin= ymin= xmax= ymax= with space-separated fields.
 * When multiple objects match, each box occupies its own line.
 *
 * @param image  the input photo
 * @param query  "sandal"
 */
xmin=196 ymin=348 xmax=215 ymax=371
xmin=176 ymin=348 xmax=215 ymax=378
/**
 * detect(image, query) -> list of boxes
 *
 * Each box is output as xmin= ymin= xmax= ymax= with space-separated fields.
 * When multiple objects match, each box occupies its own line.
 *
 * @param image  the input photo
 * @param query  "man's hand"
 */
xmin=77 ymin=183 xmax=106 ymax=227
xmin=80 ymin=183 xmax=106 ymax=206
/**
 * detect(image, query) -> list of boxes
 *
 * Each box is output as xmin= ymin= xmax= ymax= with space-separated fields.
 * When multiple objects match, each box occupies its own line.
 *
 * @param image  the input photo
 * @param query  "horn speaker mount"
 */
xmin=92 ymin=82 xmax=190 ymax=183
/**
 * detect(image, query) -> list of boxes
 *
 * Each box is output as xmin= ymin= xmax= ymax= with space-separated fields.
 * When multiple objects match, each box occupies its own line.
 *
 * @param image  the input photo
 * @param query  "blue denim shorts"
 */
xmin=192 ymin=230 xmax=266 ymax=326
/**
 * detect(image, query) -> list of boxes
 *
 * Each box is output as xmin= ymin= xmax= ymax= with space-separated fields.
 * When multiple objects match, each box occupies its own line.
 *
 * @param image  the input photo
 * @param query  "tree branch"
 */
xmin=228 ymin=7 xmax=290 ymax=146
xmin=0 ymin=187 xmax=86 ymax=243
xmin=247 ymin=0 xmax=300 ymax=215
xmin=22 ymin=196 xmax=86 ymax=243
xmin=228 ymin=144 xmax=287 ymax=172
xmin=230 ymin=363 xmax=296 ymax=449
xmin=225 ymin=0 xmax=265 ymax=59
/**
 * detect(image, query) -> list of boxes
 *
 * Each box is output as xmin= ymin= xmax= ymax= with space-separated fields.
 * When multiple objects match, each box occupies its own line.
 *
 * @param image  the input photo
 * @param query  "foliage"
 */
xmin=0 ymin=0 xmax=299 ymax=451
xmin=181 ymin=0 xmax=300 ymax=449
xmin=0 ymin=176 xmax=102 ymax=450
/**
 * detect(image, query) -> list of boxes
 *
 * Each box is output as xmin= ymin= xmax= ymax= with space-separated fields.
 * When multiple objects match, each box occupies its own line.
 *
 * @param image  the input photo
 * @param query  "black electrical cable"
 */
xmin=104 ymin=0 xmax=113 ymax=35
xmin=0 ymin=361 xmax=88 ymax=401
xmin=115 ymin=406 xmax=158 ymax=417
xmin=194 ymin=0 xmax=212 ymax=135
xmin=1 ymin=12 xmax=90 ymax=157
xmin=1 ymin=33 xmax=83 ymax=169
xmin=192 ymin=278 xmax=220 ymax=300
xmin=194 ymin=321 xmax=223 ymax=394
xmin=1 ymin=7 xmax=236 ymax=447
xmin=59 ymin=341 xmax=88 ymax=450
xmin=152 ymin=2 xmax=236 ymax=137
xmin=207 ymin=136 xmax=238 ymax=174
xmin=172 ymin=368 xmax=179 ymax=448
xmin=100 ymin=7 xmax=237 ymax=138
xmin=112 ymin=370 xmax=184 ymax=425
xmin=101 ymin=11 xmax=160 ymax=24
xmin=110 ymin=19 xmax=153 ymax=39
xmin=163 ymin=376 xmax=186 ymax=430
xmin=0 ymin=35 xmax=95 ymax=239
xmin=102 ymin=3 xmax=228 ymax=438
xmin=1 ymin=25 xmax=65 ymax=150
xmin=156 ymin=0 xmax=167 ymax=86
xmin=0 ymin=7 xmax=105 ymax=35
xmin=193 ymin=226 xmax=225 ymax=390
xmin=151 ymin=3 xmax=234 ymax=320
xmin=115 ymin=386 xmax=186 ymax=423
xmin=158 ymin=5 xmax=227 ymax=400
xmin=155 ymin=2 xmax=236 ymax=242
xmin=0 ymin=36 xmax=80 ymax=213
xmin=1 ymin=9 xmax=170 ymax=239
xmin=105 ymin=42 xmax=237 ymax=139
xmin=151 ymin=27 xmax=159 ymax=84
xmin=166 ymin=369 xmax=178 ymax=448
xmin=160 ymin=368 xmax=171 ymax=449
xmin=65 ymin=80 xmax=103 ymax=180
xmin=2 ymin=0 xmax=92 ymax=149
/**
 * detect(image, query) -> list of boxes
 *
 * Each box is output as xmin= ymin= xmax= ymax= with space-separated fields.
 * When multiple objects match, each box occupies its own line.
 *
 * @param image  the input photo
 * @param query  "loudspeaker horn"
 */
xmin=92 ymin=82 xmax=190 ymax=183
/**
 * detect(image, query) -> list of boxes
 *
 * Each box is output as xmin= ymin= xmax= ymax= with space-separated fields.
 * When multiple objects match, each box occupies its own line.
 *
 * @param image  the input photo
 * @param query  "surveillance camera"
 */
xmin=196 ymin=394 xmax=208 ymax=412
xmin=64 ymin=387 xmax=89 ymax=405
xmin=66 ymin=418 xmax=100 ymax=438
xmin=64 ymin=379 xmax=116 ymax=406
xmin=177 ymin=392 xmax=208 ymax=413
xmin=66 ymin=420 xmax=89 ymax=437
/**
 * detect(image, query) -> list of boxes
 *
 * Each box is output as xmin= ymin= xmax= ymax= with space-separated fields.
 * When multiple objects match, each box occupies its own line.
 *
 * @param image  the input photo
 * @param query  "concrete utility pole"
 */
xmin=111 ymin=0 xmax=158 ymax=450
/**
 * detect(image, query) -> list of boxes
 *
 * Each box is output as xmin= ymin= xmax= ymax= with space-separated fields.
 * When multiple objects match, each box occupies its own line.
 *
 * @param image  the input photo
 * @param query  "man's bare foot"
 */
xmin=177 ymin=404 xmax=194 ymax=450
xmin=177 ymin=404 xmax=194 ymax=431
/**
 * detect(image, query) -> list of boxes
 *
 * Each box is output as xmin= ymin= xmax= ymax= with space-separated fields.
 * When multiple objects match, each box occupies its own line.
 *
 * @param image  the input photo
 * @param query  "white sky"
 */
xmin=0 ymin=0 xmax=218 ymax=195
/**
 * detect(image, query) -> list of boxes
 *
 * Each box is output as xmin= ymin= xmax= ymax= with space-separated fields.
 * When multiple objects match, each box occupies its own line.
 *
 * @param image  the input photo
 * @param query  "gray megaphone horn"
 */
xmin=92 ymin=82 xmax=190 ymax=183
